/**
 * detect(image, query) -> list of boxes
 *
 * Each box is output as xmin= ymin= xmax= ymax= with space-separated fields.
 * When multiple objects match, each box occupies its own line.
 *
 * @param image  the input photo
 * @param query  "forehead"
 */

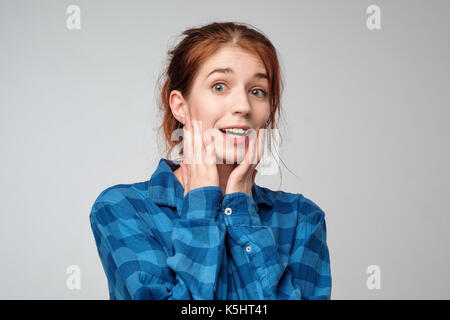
xmin=199 ymin=46 xmax=266 ymax=76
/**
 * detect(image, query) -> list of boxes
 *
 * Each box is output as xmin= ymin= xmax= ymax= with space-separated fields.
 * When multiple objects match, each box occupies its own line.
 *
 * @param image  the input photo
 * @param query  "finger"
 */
xmin=180 ymin=162 xmax=186 ymax=186
xmin=192 ymin=119 xmax=203 ymax=165
xmin=256 ymin=129 xmax=266 ymax=164
xmin=252 ymin=169 xmax=258 ymax=184
xmin=183 ymin=108 xmax=191 ymax=130
xmin=183 ymin=113 xmax=193 ymax=165
xmin=246 ymin=129 xmax=258 ymax=166
xmin=204 ymin=135 xmax=216 ymax=165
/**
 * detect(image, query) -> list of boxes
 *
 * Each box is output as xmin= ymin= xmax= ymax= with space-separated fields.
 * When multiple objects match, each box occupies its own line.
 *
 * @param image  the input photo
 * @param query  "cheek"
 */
xmin=188 ymin=98 xmax=213 ymax=122
xmin=257 ymin=105 xmax=271 ymax=127
xmin=192 ymin=105 xmax=224 ymax=129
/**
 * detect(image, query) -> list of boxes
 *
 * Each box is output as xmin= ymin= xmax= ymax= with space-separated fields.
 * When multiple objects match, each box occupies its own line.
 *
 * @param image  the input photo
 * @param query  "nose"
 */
xmin=230 ymin=88 xmax=251 ymax=116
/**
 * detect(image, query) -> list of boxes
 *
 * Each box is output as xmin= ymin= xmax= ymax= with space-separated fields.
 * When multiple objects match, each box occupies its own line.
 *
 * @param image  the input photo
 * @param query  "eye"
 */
xmin=251 ymin=88 xmax=267 ymax=98
xmin=212 ymin=82 xmax=227 ymax=92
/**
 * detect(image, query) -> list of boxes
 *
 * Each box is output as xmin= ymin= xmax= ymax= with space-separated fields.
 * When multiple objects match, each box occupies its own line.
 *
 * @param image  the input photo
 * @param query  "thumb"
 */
xmin=180 ymin=162 xmax=188 ymax=193
xmin=252 ymin=169 xmax=258 ymax=184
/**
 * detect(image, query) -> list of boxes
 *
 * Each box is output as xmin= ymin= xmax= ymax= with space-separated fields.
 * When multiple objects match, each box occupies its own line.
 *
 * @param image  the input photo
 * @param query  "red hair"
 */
xmin=156 ymin=21 xmax=284 ymax=160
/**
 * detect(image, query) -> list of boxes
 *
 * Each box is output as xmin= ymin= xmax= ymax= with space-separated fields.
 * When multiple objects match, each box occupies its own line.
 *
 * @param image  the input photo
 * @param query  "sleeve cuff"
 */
xmin=221 ymin=192 xmax=261 ymax=226
xmin=180 ymin=186 xmax=223 ymax=220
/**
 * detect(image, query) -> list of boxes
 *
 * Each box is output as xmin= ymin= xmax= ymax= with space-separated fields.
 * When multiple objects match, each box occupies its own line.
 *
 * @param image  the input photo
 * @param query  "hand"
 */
xmin=224 ymin=128 xmax=266 ymax=196
xmin=180 ymin=111 xmax=220 ymax=197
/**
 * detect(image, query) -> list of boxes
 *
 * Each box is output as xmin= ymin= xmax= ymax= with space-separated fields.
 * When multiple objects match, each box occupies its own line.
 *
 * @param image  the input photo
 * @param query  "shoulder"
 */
xmin=264 ymin=188 xmax=328 ymax=244
xmin=89 ymin=181 xmax=149 ymax=223
xmin=297 ymin=193 xmax=326 ymax=220
xmin=257 ymin=185 xmax=326 ymax=223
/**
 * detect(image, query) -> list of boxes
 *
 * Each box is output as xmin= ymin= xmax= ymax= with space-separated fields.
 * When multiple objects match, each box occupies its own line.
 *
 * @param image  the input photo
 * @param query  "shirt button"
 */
xmin=245 ymin=245 xmax=252 ymax=253
xmin=224 ymin=208 xmax=232 ymax=215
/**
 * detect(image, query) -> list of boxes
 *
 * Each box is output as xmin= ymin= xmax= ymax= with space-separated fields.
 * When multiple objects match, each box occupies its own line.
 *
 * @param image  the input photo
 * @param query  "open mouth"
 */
xmin=219 ymin=128 xmax=251 ymax=137
xmin=218 ymin=128 xmax=252 ymax=145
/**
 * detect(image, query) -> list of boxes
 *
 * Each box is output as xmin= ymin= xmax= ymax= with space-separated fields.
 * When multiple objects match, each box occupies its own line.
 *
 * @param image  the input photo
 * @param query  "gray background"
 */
xmin=1 ymin=0 xmax=449 ymax=299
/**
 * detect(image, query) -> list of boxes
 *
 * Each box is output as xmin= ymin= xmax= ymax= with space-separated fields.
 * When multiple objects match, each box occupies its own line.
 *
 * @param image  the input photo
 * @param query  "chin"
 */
xmin=215 ymin=147 xmax=247 ymax=165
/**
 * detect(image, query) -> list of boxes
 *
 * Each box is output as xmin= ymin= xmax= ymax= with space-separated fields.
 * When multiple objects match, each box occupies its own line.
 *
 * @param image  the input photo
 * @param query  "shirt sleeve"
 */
xmin=220 ymin=192 xmax=332 ymax=300
xmin=288 ymin=195 xmax=332 ymax=299
xmin=89 ymin=186 xmax=226 ymax=300
xmin=166 ymin=186 xmax=226 ymax=299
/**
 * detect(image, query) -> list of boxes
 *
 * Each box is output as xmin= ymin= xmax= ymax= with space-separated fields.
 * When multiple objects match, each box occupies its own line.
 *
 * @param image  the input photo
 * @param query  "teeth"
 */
xmin=223 ymin=128 xmax=249 ymax=136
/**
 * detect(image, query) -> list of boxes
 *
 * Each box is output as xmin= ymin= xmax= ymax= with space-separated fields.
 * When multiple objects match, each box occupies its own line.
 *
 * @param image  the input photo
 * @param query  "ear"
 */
xmin=169 ymin=90 xmax=188 ymax=125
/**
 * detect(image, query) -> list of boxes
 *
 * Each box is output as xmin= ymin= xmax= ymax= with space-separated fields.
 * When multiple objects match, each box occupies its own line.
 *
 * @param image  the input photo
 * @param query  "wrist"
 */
xmin=225 ymin=186 xmax=252 ymax=196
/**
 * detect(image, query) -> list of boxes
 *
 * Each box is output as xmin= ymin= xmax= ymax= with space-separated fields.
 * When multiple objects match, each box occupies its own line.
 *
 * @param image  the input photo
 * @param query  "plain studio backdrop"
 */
xmin=1 ymin=0 xmax=449 ymax=299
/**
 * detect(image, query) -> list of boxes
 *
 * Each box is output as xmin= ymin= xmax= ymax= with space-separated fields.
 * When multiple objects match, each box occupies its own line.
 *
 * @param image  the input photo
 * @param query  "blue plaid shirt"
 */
xmin=89 ymin=158 xmax=332 ymax=300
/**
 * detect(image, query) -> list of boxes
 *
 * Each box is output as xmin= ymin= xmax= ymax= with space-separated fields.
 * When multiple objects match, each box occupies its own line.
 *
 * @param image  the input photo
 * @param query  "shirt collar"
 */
xmin=147 ymin=158 xmax=274 ymax=211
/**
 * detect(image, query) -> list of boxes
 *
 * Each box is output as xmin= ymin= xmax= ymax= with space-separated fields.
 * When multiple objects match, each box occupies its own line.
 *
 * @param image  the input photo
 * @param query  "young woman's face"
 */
xmin=183 ymin=45 xmax=271 ymax=164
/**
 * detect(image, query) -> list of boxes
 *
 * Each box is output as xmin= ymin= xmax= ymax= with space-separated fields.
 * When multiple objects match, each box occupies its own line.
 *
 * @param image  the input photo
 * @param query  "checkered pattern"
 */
xmin=89 ymin=158 xmax=332 ymax=300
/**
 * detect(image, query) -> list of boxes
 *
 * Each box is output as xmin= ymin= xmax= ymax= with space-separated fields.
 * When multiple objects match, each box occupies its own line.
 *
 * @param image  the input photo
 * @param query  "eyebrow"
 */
xmin=206 ymin=67 xmax=269 ymax=80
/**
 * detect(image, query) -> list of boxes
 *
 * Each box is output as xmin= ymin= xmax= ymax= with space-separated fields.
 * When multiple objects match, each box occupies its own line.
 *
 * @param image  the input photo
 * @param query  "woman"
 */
xmin=89 ymin=21 xmax=331 ymax=300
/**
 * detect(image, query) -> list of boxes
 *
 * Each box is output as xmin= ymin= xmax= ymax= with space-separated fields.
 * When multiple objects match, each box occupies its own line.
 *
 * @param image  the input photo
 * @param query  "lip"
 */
xmin=219 ymin=125 xmax=250 ymax=130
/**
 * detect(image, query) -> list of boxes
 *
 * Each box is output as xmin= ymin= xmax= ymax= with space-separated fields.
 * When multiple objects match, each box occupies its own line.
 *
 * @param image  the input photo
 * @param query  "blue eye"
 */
xmin=212 ymin=83 xmax=226 ymax=92
xmin=251 ymin=88 xmax=267 ymax=98
xmin=212 ymin=83 xmax=267 ymax=98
